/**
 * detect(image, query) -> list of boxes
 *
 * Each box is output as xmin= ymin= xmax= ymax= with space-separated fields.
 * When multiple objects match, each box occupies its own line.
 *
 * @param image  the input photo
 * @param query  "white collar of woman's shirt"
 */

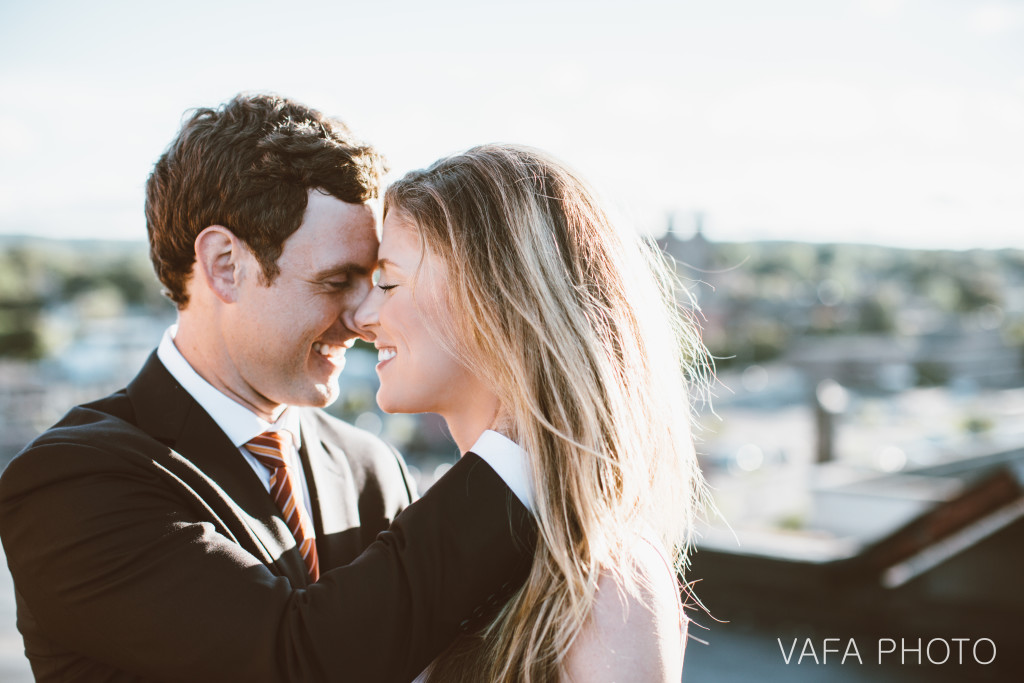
xmin=469 ymin=430 xmax=534 ymax=512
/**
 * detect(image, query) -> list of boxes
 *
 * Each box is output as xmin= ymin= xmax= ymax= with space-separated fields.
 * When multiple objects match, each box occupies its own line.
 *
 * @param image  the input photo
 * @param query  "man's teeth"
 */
xmin=313 ymin=342 xmax=345 ymax=358
xmin=378 ymin=348 xmax=397 ymax=362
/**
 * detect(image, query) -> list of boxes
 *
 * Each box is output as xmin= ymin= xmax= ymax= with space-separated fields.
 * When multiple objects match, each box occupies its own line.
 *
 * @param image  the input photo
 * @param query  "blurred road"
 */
xmin=0 ymin=545 xmax=32 ymax=682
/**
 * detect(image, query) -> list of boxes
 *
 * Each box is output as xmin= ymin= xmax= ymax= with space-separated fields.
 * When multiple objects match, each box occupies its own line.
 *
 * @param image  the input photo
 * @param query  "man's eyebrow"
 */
xmin=311 ymin=263 xmax=372 ymax=280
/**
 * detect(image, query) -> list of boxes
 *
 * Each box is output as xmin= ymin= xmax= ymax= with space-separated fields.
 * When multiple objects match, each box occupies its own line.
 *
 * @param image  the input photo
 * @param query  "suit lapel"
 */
xmin=297 ymin=410 xmax=362 ymax=571
xmin=127 ymin=353 xmax=311 ymax=586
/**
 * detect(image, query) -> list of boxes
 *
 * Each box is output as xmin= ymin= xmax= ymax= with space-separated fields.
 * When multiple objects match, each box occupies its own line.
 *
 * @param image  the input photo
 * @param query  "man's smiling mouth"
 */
xmin=313 ymin=342 xmax=347 ymax=366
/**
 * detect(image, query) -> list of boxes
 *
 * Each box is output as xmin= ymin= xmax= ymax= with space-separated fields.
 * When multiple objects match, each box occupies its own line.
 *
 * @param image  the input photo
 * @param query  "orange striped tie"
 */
xmin=245 ymin=430 xmax=320 ymax=583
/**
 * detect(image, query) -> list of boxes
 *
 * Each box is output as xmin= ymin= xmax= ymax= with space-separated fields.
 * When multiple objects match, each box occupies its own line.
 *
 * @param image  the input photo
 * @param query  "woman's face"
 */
xmin=354 ymin=211 xmax=497 ymax=420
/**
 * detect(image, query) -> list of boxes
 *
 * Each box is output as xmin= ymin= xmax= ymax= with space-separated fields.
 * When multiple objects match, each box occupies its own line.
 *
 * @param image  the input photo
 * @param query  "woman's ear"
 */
xmin=194 ymin=226 xmax=246 ymax=304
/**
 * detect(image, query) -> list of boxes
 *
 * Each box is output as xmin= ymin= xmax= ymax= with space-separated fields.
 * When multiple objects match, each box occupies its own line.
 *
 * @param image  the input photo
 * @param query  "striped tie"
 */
xmin=245 ymin=430 xmax=320 ymax=583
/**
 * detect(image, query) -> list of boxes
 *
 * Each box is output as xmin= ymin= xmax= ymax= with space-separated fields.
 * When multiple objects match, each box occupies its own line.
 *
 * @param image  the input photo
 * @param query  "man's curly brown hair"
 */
xmin=145 ymin=92 xmax=387 ymax=307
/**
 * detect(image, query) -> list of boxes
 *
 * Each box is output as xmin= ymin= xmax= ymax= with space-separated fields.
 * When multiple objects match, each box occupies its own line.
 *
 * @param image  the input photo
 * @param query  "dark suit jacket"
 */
xmin=0 ymin=353 xmax=534 ymax=682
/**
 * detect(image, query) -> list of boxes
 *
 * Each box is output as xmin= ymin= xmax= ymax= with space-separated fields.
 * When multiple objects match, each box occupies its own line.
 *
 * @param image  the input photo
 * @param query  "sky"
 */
xmin=0 ymin=0 xmax=1022 ymax=249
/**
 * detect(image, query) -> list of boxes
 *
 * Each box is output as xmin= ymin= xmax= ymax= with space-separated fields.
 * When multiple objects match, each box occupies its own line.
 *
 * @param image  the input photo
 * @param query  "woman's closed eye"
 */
xmin=372 ymin=270 xmax=396 ymax=291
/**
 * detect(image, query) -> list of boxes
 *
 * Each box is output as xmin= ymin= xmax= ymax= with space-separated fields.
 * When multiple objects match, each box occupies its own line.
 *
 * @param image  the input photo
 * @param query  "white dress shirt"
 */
xmin=157 ymin=327 xmax=314 ymax=520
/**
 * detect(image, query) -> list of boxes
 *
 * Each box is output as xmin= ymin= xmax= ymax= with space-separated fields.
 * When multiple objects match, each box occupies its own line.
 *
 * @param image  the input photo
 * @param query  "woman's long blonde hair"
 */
xmin=386 ymin=144 xmax=710 ymax=682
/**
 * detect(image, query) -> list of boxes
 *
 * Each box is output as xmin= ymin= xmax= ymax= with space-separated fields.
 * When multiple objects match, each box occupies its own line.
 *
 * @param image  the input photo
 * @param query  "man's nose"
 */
xmin=351 ymin=287 xmax=381 ymax=342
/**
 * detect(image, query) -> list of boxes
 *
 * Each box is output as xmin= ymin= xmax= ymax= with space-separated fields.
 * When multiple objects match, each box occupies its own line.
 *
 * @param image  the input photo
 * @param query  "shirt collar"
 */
xmin=157 ymin=325 xmax=301 ymax=450
xmin=468 ymin=429 xmax=533 ymax=511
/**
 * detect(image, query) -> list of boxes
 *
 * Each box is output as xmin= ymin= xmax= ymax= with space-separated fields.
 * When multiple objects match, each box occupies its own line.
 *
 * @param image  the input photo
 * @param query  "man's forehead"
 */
xmin=280 ymin=195 xmax=380 ymax=272
xmin=307 ymin=232 xmax=379 ymax=275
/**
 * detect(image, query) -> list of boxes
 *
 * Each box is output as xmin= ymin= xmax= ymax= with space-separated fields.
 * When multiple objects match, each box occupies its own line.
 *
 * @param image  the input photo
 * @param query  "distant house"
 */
xmin=0 ymin=310 xmax=173 ymax=463
xmin=916 ymin=324 xmax=1023 ymax=389
xmin=785 ymin=325 xmax=1022 ymax=391
xmin=786 ymin=334 xmax=918 ymax=390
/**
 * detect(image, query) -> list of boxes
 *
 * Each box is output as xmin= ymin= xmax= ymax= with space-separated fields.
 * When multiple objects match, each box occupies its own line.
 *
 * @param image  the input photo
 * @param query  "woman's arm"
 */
xmin=561 ymin=539 xmax=686 ymax=683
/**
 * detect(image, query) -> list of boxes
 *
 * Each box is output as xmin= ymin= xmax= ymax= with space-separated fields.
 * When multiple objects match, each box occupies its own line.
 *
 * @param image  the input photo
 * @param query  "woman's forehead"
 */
xmin=379 ymin=213 xmax=422 ymax=265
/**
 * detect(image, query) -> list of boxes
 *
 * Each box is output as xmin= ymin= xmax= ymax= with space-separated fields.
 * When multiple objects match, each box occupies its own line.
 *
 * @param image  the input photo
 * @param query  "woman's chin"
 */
xmin=375 ymin=389 xmax=419 ymax=415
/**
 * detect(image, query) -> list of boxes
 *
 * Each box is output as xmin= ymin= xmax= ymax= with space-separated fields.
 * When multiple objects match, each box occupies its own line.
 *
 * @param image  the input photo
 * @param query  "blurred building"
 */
xmin=658 ymin=211 xmax=712 ymax=275
xmin=687 ymin=446 xmax=1024 ymax=682
xmin=0 ymin=310 xmax=171 ymax=461
xmin=787 ymin=326 xmax=1023 ymax=392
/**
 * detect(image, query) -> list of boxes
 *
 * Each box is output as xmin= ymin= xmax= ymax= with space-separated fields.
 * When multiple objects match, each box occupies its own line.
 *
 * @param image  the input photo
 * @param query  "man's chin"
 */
xmin=311 ymin=379 xmax=341 ymax=408
xmin=281 ymin=379 xmax=340 ymax=409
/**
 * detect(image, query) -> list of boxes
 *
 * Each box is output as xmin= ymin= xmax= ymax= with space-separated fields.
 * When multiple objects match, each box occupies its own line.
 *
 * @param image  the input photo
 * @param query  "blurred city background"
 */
xmin=2 ymin=224 xmax=1022 ymax=680
xmin=2 ymin=0 xmax=1023 ymax=681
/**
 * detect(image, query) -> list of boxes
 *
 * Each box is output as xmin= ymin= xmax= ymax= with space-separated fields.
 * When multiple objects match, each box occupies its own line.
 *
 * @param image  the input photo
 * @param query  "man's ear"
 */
xmin=194 ymin=226 xmax=248 ymax=304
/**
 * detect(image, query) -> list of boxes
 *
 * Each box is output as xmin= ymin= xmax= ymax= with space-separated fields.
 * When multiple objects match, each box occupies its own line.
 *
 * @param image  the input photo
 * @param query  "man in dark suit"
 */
xmin=0 ymin=94 xmax=534 ymax=682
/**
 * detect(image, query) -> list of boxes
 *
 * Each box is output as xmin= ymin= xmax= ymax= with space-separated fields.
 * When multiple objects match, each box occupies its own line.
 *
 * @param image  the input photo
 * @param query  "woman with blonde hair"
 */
xmin=354 ymin=144 xmax=709 ymax=682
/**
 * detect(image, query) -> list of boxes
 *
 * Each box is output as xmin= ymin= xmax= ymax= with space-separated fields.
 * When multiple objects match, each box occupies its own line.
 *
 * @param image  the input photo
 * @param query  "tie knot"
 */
xmin=245 ymin=430 xmax=294 ymax=470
